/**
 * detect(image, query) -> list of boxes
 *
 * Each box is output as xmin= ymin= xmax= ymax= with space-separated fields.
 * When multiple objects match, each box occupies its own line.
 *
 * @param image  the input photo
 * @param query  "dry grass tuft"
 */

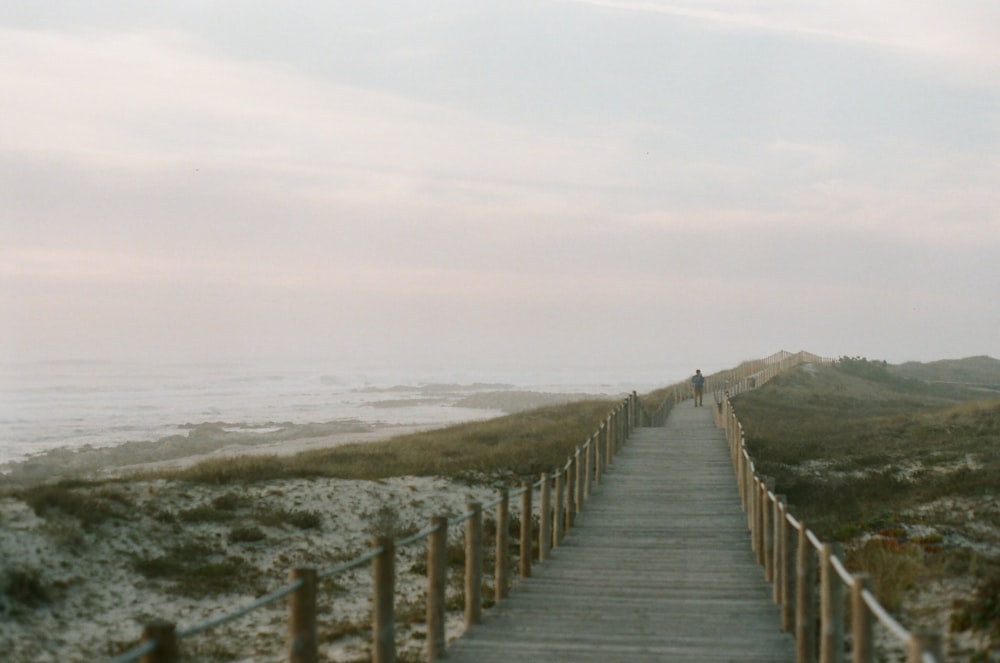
xmin=732 ymin=356 xmax=1000 ymax=646
xmin=145 ymin=398 xmax=621 ymax=487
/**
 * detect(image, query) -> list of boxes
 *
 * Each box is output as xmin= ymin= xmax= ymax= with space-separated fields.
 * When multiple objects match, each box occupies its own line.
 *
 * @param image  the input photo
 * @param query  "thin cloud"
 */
xmin=2 ymin=5 xmax=997 ymax=365
xmin=562 ymin=0 xmax=1000 ymax=84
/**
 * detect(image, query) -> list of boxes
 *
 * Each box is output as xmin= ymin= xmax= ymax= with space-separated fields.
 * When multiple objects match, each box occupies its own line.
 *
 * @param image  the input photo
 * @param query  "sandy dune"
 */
xmin=0 ymin=417 xmax=518 ymax=662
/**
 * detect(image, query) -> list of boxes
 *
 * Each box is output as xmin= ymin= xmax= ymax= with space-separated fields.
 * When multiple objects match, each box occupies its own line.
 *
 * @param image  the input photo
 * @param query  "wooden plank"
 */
xmin=445 ymin=402 xmax=796 ymax=663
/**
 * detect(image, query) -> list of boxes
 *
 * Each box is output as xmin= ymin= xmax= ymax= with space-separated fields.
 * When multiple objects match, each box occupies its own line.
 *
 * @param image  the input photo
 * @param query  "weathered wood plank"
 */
xmin=445 ymin=401 xmax=796 ymax=662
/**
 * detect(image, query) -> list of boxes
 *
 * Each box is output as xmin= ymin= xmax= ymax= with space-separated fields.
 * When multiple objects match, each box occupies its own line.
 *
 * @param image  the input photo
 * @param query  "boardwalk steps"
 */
xmin=445 ymin=402 xmax=796 ymax=662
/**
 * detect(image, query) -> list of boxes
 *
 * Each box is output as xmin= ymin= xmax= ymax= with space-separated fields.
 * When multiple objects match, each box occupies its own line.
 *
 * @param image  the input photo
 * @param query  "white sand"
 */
xmin=6 ymin=406 xmax=998 ymax=660
xmin=0 ymin=421 xmax=507 ymax=662
xmin=0 ymin=473 xmax=500 ymax=662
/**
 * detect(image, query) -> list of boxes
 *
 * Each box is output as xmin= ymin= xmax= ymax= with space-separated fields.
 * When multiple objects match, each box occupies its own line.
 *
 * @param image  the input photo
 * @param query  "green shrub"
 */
xmin=133 ymin=556 xmax=185 ymax=579
xmin=952 ymin=573 xmax=1000 ymax=634
xmin=20 ymin=483 xmax=122 ymax=528
xmin=178 ymin=505 xmax=235 ymax=523
xmin=734 ymin=360 xmax=1000 ymax=634
xmin=845 ymin=539 xmax=924 ymax=612
xmin=1 ymin=567 xmax=49 ymax=609
xmin=212 ymin=492 xmax=247 ymax=511
xmin=364 ymin=504 xmax=407 ymax=539
xmin=229 ymin=526 xmax=266 ymax=543
xmin=285 ymin=510 xmax=322 ymax=530
xmin=253 ymin=507 xmax=322 ymax=530
xmin=132 ymin=546 xmax=255 ymax=598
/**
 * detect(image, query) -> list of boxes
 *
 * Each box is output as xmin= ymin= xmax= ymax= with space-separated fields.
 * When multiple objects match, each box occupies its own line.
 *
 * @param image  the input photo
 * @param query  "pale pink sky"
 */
xmin=2 ymin=1 xmax=998 ymax=375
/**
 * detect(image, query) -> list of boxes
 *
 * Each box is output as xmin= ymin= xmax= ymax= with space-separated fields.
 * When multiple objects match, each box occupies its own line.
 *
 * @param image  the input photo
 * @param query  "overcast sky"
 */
xmin=2 ymin=1 xmax=998 ymax=378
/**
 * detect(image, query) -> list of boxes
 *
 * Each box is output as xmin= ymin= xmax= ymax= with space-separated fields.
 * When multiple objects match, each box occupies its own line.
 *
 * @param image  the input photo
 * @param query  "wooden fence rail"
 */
xmin=720 ymin=359 xmax=945 ymax=663
xmin=110 ymin=392 xmax=650 ymax=663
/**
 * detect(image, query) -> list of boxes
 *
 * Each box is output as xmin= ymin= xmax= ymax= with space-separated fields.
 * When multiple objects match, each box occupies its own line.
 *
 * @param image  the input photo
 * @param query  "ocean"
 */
xmin=0 ymin=360 xmax=676 ymax=468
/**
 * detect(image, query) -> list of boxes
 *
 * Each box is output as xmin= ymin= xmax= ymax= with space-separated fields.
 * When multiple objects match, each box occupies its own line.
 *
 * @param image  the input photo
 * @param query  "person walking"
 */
xmin=691 ymin=369 xmax=705 ymax=407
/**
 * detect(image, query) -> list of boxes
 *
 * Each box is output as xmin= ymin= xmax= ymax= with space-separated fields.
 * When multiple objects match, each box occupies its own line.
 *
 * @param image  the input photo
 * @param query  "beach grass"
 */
xmin=733 ymin=360 xmax=1000 ymax=537
xmin=731 ymin=356 xmax=1000 ymax=626
xmin=146 ymin=398 xmax=624 ymax=487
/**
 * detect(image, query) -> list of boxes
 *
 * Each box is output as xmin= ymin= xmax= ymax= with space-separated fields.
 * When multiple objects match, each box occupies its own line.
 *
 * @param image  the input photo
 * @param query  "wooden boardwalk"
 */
xmin=445 ymin=401 xmax=796 ymax=662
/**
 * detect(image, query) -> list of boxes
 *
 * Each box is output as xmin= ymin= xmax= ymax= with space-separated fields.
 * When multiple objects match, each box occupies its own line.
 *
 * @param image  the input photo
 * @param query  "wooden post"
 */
xmin=566 ymin=459 xmax=575 ymax=531
xmin=519 ymin=483 xmax=532 ymax=578
xmin=758 ymin=478 xmax=774 ymax=568
xmin=604 ymin=415 xmax=613 ymax=466
xmin=372 ymin=537 xmax=395 ymax=663
xmin=566 ymin=454 xmax=576 ymax=528
xmin=796 ymin=523 xmax=817 ymax=663
xmin=762 ymin=481 xmax=774 ymax=577
xmin=755 ymin=478 xmax=766 ymax=563
xmin=495 ymin=490 xmax=509 ymax=602
xmin=465 ymin=501 xmax=483 ymax=626
xmin=851 ymin=574 xmax=874 ymax=663
xmin=140 ymin=621 xmax=177 ymax=663
xmin=553 ymin=469 xmax=564 ymax=548
xmin=539 ymin=473 xmax=551 ymax=561
xmin=597 ymin=417 xmax=611 ymax=474
xmin=780 ymin=503 xmax=795 ymax=632
xmin=773 ymin=497 xmax=784 ymax=603
xmin=594 ymin=426 xmax=604 ymax=485
xmin=820 ymin=544 xmax=845 ymax=663
xmin=907 ymin=631 xmax=943 ymax=663
xmin=616 ymin=405 xmax=622 ymax=449
xmin=737 ymin=450 xmax=747 ymax=512
xmin=614 ymin=407 xmax=622 ymax=453
xmin=288 ymin=568 xmax=317 ymax=663
xmin=584 ymin=436 xmax=593 ymax=498
xmin=427 ymin=516 xmax=447 ymax=661
xmin=617 ymin=406 xmax=624 ymax=451
xmin=574 ymin=448 xmax=584 ymax=520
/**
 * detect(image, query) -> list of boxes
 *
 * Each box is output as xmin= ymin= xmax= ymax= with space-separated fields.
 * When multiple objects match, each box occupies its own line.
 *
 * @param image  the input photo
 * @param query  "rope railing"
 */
xmin=720 ymin=360 xmax=947 ymax=663
xmin=110 ymin=353 xmax=853 ymax=663
xmin=108 ymin=391 xmax=645 ymax=663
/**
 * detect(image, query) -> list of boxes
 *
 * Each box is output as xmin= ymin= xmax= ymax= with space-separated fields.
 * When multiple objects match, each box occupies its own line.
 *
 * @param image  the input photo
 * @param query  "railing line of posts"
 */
xmin=110 ymin=352 xmax=825 ymax=662
xmin=719 ymin=356 xmax=945 ymax=663
xmin=109 ymin=392 xmax=643 ymax=663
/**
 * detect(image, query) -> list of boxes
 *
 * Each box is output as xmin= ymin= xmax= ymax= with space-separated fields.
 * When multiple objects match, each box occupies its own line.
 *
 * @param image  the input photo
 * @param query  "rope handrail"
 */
xmin=722 ymin=357 xmax=943 ymax=663
xmin=102 ymin=384 xmax=660 ymax=661
xmin=178 ymin=580 xmax=304 ymax=639
xmin=786 ymin=512 xmax=802 ymax=532
xmin=108 ymin=640 xmax=157 ymax=663
xmin=109 ymin=578 xmax=309 ymax=663
xmin=480 ymin=495 xmax=504 ymax=511
xmin=318 ymin=545 xmax=384 ymax=580
xmin=828 ymin=546 xmax=854 ymax=587
xmin=863 ymin=588 xmax=911 ymax=643
xmin=395 ymin=523 xmax=442 ymax=548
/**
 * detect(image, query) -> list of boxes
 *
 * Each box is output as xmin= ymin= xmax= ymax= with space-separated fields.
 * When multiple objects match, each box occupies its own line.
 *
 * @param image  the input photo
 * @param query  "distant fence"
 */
xmin=110 ymin=392 xmax=648 ymax=663
xmin=719 ymin=354 xmax=945 ymax=663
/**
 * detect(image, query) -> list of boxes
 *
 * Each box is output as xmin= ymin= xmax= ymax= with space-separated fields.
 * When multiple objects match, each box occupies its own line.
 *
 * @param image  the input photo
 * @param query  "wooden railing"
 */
xmin=719 ymin=356 xmax=945 ymax=663
xmin=110 ymin=349 xmax=934 ymax=663
xmin=109 ymin=393 xmax=645 ymax=663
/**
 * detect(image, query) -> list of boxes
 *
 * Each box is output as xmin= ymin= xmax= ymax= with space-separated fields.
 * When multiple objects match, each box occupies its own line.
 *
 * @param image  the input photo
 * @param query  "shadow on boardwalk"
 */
xmin=445 ymin=401 xmax=796 ymax=662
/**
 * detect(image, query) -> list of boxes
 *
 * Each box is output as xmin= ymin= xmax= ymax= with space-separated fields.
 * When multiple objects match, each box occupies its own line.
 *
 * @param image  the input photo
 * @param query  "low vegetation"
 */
xmin=20 ymin=482 xmax=133 ymax=529
xmin=143 ymin=398 xmax=621 ymax=487
xmin=0 ymin=567 xmax=50 ymax=615
xmin=2 ymin=392 xmax=641 ymax=660
xmin=131 ymin=543 xmax=261 ymax=599
xmin=732 ymin=356 xmax=1000 ymax=656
